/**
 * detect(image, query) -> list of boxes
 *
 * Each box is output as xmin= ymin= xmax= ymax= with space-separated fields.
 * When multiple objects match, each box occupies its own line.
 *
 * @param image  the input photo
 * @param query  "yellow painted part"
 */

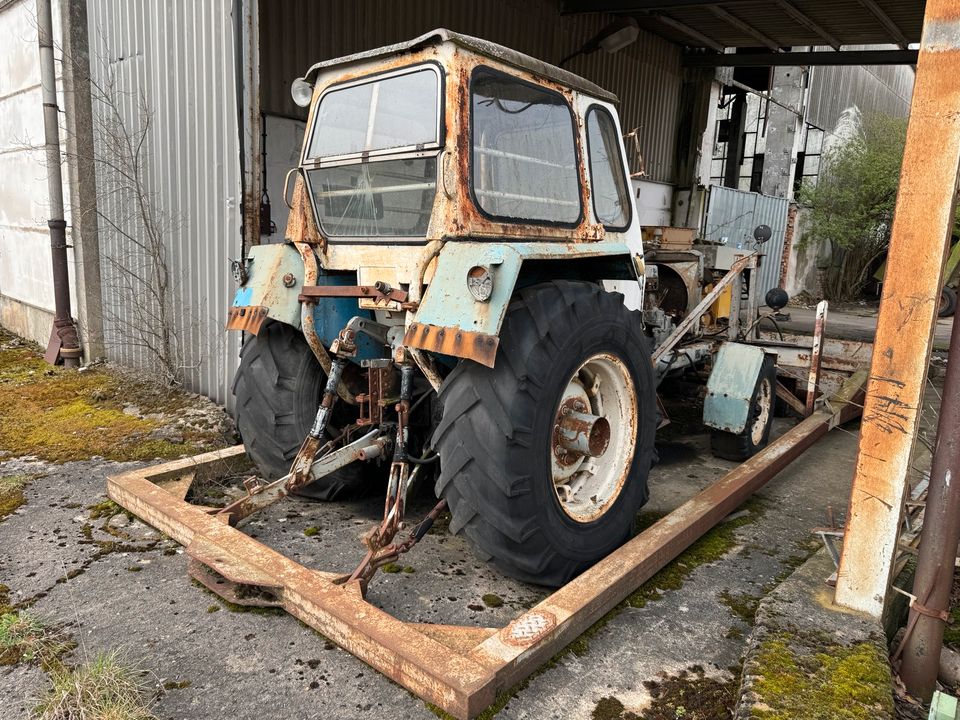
xmin=710 ymin=283 xmax=733 ymax=320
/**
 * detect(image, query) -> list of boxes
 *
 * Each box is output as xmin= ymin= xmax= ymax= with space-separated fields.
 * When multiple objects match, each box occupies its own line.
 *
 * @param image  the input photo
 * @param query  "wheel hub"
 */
xmin=550 ymin=353 xmax=637 ymax=523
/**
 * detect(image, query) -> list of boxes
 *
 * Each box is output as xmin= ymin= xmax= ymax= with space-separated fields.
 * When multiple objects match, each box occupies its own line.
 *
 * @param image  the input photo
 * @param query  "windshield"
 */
xmin=307 ymin=158 xmax=436 ymax=237
xmin=306 ymin=66 xmax=441 ymax=160
xmin=303 ymin=65 xmax=442 ymax=238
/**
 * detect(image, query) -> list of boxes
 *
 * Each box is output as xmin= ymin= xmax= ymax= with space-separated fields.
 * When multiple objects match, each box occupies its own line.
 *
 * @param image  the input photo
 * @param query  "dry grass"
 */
xmin=35 ymin=651 xmax=158 ymax=720
xmin=0 ymin=611 xmax=73 ymax=669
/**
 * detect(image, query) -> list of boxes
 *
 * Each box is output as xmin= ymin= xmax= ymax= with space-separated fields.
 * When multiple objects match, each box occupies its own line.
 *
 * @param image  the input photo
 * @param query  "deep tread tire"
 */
xmin=710 ymin=355 xmax=777 ymax=461
xmin=433 ymin=281 xmax=657 ymax=587
xmin=939 ymin=286 xmax=957 ymax=318
xmin=232 ymin=321 xmax=364 ymax=499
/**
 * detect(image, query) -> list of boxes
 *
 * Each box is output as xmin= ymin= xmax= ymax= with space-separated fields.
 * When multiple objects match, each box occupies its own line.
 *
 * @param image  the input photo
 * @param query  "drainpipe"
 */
xmin=900 ymin=305 xmax=960 ymax=701
xmin=36 ymin=0 xmax=82 ymax=368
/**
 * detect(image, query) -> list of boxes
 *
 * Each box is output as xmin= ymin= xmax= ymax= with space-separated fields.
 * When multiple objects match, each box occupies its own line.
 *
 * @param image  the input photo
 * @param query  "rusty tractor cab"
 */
xmin=224 ymin=29 xmax=817 ymax=591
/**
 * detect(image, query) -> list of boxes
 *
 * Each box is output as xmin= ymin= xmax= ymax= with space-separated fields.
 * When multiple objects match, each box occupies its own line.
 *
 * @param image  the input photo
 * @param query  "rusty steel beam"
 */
xmin=773 ymin=0 xmax=842 ymax=50
xmin=835 ymin=0 xmax=960 ymax=618
xmin=855 ymin=0 xmax=910 ymax=48
xmin=107 ymin=371 xmax=864 ymax=719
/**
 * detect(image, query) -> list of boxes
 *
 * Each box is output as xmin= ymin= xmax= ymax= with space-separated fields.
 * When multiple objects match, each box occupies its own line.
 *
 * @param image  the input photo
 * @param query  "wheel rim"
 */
xmin=550 ymin=353 xmax=638 ymax=523
xmin=749 ymin=377 xmax=773 ymax=446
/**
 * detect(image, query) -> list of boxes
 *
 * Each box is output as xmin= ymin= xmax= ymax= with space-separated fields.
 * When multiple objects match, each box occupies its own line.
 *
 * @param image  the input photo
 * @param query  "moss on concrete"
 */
xmin=628 ymin=498 xmax=765 ymax=608
xmin=481 ymin=593 xmax=503 ymax=608
xmin=0 ymin=331 xmax=224 ymax=462
xmin=719 ymin=590 xmax=761 ymax=624
xmin=0 ymin=611 xmax=74 ymax=670
xmin=0 ymin=474 xmax=34 ymax=519
xmin=749 ymin=632 xmax=893 ymax=719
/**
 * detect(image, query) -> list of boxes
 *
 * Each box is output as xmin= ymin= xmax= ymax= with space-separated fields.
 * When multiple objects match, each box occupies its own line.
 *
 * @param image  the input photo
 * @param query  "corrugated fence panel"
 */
xmin=703 ymin=186 xmax=789 ymax=297
xmin=87 ymin=0 xmax=242 ymax=404
xmin=257 ymin=0 xmax=683 ymax=183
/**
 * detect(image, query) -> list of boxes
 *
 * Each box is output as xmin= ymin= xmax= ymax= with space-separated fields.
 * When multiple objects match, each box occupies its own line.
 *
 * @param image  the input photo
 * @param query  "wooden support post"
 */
xmin=834 ymin=0 xmax=960 ymax=617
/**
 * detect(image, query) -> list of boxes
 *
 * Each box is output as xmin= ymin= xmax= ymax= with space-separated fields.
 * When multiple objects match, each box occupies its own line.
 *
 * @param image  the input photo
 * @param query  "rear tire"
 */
xmin=232 ymin=321 xmax=365 ymax=499
xmin=710 ymin=355 xmax=776 ymax=461
xmin=433 ymin=281 xmax=657 ymax=586
xmin=939 ymin=287 xmax=957 ymax=318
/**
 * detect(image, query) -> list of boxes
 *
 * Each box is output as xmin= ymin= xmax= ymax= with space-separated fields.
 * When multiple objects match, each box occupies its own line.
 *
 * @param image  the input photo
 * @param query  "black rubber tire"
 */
xmin=232 ymin=321 xmax=365 ymax=499
xmin=433 ymin=281 xmax=657 ymax=587
xmin=710 ymin=355 xmax=777 ymax=461
xmin=939 ymin=286 xmax=957 ymax=318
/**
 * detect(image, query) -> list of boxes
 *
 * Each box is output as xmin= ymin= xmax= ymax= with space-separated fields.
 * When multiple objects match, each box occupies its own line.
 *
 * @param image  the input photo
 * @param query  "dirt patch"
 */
xmin=591 ymin=666 xmax=738 ymax=720
xmin=0 ymin=330 xmax=234 ymax=463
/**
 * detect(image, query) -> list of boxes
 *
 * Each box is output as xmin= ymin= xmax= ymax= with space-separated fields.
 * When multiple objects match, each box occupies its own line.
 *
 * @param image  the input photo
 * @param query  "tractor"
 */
xmin=226 ymin=29 xmax=781 ymax=590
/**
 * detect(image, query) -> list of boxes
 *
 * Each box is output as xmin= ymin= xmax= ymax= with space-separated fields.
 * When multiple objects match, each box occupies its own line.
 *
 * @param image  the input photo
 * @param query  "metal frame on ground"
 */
xmin=106 ymin=373 xmax=865 ymax=719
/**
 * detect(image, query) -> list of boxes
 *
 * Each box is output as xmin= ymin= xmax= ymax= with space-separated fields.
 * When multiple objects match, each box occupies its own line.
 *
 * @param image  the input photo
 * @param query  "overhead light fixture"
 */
xmin=560 ymin=17 xmax=640 ymax=67
xmin=598 ymin=17 xmax=640 ymax=54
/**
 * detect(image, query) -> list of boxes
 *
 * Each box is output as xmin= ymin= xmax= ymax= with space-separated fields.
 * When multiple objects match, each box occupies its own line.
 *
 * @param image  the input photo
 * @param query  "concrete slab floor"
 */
xmin=0 ymin=381 xmax=939 ymax=720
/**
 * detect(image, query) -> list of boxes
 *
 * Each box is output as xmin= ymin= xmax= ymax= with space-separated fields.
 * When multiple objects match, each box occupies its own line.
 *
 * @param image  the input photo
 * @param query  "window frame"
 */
xmin=468 ymin=65 xmax=584 ymax=229
xmin=300 ymin=61 xmax=445 ymax=244
xmin=301 ymin=61 xmax=446 ymax=168
xmin=584 ymin=104 xmax=632 ymax=233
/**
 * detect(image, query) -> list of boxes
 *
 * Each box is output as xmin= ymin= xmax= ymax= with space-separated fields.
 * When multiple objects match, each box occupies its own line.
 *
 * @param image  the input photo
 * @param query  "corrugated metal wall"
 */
xmin=702 ymin=185 xmax=789 ymax=297
xmin=806 ymin=50 xmax=914 ymax=135
xmin=258 ymin=0 xmax=683 ymax=183
xmin=86 ymin=0 xmax=242 ymax=403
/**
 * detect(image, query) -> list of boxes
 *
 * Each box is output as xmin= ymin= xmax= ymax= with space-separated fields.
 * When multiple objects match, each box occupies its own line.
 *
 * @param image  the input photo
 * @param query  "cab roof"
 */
xmin=302 ymin=28 xmax=618 ymax=104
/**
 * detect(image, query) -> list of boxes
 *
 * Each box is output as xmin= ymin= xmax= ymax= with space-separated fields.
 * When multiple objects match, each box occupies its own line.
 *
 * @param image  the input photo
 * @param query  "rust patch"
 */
xmin=403 ymin=322 xmax=499 ymax=367
xmin=226 ymin=306 xmax=269 ymax=335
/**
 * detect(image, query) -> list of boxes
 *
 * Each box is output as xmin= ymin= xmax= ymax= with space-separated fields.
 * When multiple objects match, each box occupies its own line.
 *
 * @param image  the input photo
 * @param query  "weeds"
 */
xmin=35 ymin=651 xmax=158 ymax=720
xmin=0 ymin=611 xmax=74 ymax=669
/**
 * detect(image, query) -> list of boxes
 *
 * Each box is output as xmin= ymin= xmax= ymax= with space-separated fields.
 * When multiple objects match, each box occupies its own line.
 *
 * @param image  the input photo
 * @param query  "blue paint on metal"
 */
xmin=232 ymin=286 xmax=253 ymax=307
xmin=231 ymin=244 xmax=382 ymax=360
xmin=413 ymin=241 xmax=635 ymax=337
xmin=703 ymin=342 xmax=767 ymax=434
xmin=311 ymin=271 xmax=381 ymax=360
xmin=232 ymin=244 xmax=306 ymax=327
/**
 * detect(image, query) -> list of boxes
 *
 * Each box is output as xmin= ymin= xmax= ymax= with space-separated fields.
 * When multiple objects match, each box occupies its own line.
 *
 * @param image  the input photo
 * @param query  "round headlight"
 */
xmin=290 ymin=78 xmax=314 ymax=108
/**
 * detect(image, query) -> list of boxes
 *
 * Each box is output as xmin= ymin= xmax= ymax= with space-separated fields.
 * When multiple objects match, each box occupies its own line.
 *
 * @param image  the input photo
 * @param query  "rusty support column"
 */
xmin=834 ymin=0 xmax=960 ymax=617
xmin=900 ymin=307 xmax=960 ymax=701
xmin=36 ymin=0 xmax=82 ymax=367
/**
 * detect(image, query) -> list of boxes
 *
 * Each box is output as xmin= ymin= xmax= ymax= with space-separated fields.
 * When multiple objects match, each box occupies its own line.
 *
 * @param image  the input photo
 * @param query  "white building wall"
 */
xmin=0 ymin=0 xmax=76 ymax=347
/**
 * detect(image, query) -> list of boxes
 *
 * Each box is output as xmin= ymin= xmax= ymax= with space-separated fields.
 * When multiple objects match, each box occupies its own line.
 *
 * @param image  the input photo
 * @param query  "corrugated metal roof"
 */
xmin=561 ymin=0 xmax=926 ymax=49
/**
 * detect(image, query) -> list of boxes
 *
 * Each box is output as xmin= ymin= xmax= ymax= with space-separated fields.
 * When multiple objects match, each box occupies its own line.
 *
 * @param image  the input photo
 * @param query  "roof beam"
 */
xmin=650 ymin=12 xmax=726 ymax=51
xmin=855 ymin=0 xmax=910 ymax=48
xmin=683 ymin=48 xmax=918 ymax=66
xmin=774 ymin=0 xmax=842 ymax=50
xmin=707 ymin=5 xmax=781 ymax=51
xmin=560 ymin=0 xmax=740 ymax=12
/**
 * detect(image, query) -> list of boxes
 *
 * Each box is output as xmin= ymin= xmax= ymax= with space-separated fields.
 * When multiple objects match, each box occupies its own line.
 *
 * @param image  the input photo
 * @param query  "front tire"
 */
xmin=232 ymin=321 xmax=365 ymax=499
xmin=710 ymin=355 xmax=776 ymax=461
xmin=433 ymin=281 xmax=657 ymax=586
